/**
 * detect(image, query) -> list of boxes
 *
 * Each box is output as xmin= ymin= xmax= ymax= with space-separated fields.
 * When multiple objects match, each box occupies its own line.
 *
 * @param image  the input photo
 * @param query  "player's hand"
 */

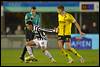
xmin=55 ymin=28 xmax=58 ymax=33
xmin=53 ymin=27 xmax=58 ymax=33
xmin=80 ymin=31 xmax=85 ymax=36
xmin=52 ymin=29 xmax=56 ymax=32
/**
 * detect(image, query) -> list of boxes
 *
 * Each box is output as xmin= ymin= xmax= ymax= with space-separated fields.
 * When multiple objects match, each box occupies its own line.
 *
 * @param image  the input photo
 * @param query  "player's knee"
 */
xmin=26 ymin=42 xmax=33 ymax=46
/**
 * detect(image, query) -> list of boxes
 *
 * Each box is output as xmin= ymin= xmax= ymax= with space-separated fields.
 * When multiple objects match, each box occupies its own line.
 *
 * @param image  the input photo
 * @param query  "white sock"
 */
xmin=44 ymin=50 xmax=54 ymax=59
xmin=26 ymin=46 xmax=35 ymax=58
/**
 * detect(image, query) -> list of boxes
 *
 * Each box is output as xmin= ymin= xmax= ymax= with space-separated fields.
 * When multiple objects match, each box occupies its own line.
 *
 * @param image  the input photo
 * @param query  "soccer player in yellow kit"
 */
xmin=56 ymin=5 xmax=85 ymax=63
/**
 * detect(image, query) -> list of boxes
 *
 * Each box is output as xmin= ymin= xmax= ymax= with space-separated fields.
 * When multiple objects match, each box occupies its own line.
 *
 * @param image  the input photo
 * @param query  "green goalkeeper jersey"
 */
xmin=25 ymin=12 xmax=40 ymax=26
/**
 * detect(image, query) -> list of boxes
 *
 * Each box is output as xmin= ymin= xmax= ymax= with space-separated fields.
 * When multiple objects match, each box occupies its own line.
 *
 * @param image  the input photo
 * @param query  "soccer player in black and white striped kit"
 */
xmin=21 ymin=21 xmax=56 ymax=63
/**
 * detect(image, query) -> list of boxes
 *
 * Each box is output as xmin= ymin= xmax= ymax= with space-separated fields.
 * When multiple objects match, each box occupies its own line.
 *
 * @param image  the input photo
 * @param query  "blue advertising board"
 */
xmin=3 ymin=1 xmax=80 ymax=12
xmin=71 ymin=37 xmax=92 ymax=49
xmin=64 ymin=34 xmax=99 ymax=49
xmin=3 ymin=1 xmax=79 ymax=7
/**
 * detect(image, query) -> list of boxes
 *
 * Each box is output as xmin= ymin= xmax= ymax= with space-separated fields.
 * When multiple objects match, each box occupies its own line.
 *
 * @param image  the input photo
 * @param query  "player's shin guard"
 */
xmin=61 ymin=48 xmax=73 ymax=60
xmin=68 ymin=48 xmax=82 ymax=58
xmin=43 ymin=50 xmax=56 ymax=63
xmin=26 ymin=46 xmax=35 ymax=58
xmin=43 ymin=50 xmax=53 ymax=59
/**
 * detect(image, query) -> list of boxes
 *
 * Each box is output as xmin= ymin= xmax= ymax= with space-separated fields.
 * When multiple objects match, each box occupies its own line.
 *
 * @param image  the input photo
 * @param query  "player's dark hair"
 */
xmin=57 ymin=5 xmax=64 ymax=11
xmin=31 ymin=6 xmax=36 ymax=9
xmin=26 ymin=21 xmax=33 ymax=26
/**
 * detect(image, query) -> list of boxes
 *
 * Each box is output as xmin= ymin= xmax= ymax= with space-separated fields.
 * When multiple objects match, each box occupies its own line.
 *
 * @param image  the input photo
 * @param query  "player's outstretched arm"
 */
xmin=40 ymin=28 xmax=54 ymax=33
xmin=74 ymin=21 xmax=85 ymax=36
xmin=33 ymin=24 xmax=57 ymax=33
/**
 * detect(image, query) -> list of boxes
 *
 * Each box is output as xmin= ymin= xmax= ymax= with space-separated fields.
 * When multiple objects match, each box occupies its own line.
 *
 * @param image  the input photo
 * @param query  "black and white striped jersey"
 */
xmin=33 ymin=25 xmax=54 ymax=33
xmin=33 ymin=25 xmax=41 ymax=32
xmin=33 ymin=25 xmax=47 ymax=40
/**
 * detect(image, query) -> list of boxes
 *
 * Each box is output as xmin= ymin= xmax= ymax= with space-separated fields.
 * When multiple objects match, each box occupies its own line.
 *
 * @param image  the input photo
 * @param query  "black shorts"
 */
xmin=58 ymin=35 xmax=71 ymax=42
xmin=25 ymin=29 xmax=35 ymax=41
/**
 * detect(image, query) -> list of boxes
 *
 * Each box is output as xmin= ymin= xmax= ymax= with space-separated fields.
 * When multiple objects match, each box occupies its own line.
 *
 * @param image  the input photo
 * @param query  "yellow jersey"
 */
xmin=58 ymin=12 xmax=76 ymax=36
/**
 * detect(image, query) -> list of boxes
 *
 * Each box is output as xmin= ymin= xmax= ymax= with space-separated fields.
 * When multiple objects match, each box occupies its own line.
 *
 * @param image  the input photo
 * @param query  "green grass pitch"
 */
xmin=1 ymin=49 xmax=99 ymax=66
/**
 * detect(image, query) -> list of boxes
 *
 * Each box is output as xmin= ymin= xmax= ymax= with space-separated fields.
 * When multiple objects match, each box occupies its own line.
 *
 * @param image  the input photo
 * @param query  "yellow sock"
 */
xmin=69 ymin=48 xmax=81 ymax=58
xmin=61 ymin=48 xmax=73 ymax=60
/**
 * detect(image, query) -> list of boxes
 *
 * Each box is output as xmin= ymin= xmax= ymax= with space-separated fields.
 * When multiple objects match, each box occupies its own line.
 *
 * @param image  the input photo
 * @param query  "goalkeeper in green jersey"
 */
xmin=25 ymin=6 xmax=40 ymax=26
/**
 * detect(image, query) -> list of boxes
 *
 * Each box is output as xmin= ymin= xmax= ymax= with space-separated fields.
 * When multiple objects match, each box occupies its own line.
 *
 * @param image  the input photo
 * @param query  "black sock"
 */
xmin=20 ymin=46 xmax=27 ymax=58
